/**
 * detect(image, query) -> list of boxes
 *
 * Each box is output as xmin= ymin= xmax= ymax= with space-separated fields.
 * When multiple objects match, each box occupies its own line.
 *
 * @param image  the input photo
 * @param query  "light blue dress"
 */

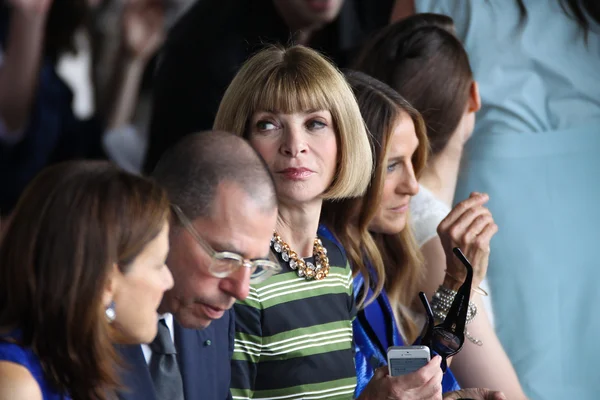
xmin=414 ymin=2 xmax=600 ymax=399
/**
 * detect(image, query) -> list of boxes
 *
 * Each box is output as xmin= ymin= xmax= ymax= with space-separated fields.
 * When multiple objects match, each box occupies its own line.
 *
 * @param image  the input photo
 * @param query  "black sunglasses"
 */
xmin=418 ymin=247 xmax=473 ymax=372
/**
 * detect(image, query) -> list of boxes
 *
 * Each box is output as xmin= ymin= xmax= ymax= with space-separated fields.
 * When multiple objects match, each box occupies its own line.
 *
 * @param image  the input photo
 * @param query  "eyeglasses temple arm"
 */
xmin=171 ymin=204 xmax=217 ymax=257
xmin=418 ymin=291 xmax=434 ymax=346
xmin=439 ymin=248 xmax=473 ymax=338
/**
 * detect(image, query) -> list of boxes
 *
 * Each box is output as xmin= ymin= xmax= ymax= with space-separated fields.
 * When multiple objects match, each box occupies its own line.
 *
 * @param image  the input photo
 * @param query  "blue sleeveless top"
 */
xmin=0 ymin=332 xmax=70 ymax=400
xmin=317 ymin=225 xmax=460 ymax=396
xmin=351 ymin=273 xmax=460 ymax=396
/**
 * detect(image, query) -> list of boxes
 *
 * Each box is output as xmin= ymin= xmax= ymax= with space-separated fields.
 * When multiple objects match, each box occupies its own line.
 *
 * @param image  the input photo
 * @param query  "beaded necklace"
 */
xmin=271 ymin=232 xmax=330 ymax=281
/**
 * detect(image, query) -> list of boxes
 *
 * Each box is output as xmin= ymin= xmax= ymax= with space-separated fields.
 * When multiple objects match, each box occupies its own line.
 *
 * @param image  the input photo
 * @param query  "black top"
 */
xmin=144 ymin=0 xmax=393 ymax=172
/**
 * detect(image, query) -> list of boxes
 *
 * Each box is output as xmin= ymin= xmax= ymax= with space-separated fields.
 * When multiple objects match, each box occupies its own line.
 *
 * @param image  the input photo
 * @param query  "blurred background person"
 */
xmin=94 ymin=0 xmax=197 ymax=173
xmin=0 ymin=0 xmax=165 ymax=218
xmin=390 ymin=1 xmax=600 ymax=399
xmin=144 ymin=0 xmax=397 ymax=172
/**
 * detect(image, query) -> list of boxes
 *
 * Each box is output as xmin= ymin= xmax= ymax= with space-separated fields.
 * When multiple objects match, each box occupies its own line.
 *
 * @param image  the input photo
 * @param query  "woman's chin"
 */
xmin=368 ymin=219 xmax=406 ymax=236
xmin=108 ymin=321 xmax=158 ymax=345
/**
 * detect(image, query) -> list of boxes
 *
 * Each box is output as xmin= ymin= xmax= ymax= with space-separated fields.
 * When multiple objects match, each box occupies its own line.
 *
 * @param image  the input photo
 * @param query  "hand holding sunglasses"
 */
xmin=417 ymin=247 xmax=474 ymax=372
xmin=436 ymin=193 xmax=497 ymax=290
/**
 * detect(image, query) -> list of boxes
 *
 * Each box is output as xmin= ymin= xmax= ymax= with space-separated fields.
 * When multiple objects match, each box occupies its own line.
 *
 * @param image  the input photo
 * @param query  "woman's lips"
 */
xmin=390 ymin=204 xmax=409 ymax=213
xmin=278 ymin=168 xmax=314 ymax=180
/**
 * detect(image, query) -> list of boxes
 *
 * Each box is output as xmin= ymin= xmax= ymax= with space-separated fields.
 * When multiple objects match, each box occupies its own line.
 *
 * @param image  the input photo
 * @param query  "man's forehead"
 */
xmin=212 ymin=182 xmax=275 ymax=225
xmin=200 ymin=225 xmax=271 ymax=260
xmin=191 ymin=207 xmax=275 ymax=258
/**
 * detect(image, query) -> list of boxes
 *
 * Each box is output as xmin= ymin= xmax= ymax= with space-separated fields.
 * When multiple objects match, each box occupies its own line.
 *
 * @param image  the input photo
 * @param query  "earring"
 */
xmin=105 ymin=301 xmax=116 ymax=323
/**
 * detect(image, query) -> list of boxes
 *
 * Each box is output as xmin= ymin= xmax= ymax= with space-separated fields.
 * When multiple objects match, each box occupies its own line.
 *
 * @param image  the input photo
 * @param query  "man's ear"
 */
xmin=468 ymin=81 xmax=481 ymax=113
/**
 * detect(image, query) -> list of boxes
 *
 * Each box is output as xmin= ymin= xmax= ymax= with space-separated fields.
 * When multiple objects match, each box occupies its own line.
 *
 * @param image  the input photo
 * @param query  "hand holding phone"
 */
xmin=387 ymin=345 xmax=431 ymax=377
xmin=357 ymin=354 xmax=443 ymax=400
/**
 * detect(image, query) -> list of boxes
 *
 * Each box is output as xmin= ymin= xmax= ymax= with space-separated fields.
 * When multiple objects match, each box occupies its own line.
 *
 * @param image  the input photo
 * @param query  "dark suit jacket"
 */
xmin=116 ymin=309 xmax=235 ymax=400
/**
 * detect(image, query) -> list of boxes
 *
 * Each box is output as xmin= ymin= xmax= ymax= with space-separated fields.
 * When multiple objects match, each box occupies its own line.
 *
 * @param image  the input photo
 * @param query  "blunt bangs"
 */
xmin=247 ymin=57 xmax=342 ymax=120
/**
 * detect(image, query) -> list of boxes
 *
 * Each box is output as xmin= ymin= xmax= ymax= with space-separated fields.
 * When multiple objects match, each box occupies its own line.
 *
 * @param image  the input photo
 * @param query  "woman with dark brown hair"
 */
xmin=0 ymin=160 xmax=174 ymax=400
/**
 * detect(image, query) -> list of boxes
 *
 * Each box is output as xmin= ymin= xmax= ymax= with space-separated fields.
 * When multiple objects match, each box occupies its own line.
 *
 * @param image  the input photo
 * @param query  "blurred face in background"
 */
xmin=273 ymin=0 xmax=345 ymax=29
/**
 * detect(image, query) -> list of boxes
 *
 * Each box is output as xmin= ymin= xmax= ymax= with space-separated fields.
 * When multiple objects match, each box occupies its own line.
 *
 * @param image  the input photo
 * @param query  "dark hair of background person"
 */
xmin=0 ymin=161 xmax=170 ymax=400
xmin=322 ymin=70 xmax=429 ymax=341
xmin=353 ymin=13 xmax=473 ymax=156
xmin=151 ymin=130 xmax=277 ymax=223
xmin=516 ymin=0 xmax=600 ymax=36
xmin=44 ymin=0 xmax=89 ymax=62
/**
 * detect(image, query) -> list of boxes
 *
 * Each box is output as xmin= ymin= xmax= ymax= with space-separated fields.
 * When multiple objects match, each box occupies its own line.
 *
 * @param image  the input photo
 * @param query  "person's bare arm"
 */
xmin=418 ymin=194 xmax=527 ymax=398
xmin=99 ymin=0 xmax=164 ymax=131
xmin=450 ymin=295 xmax=527 ymax=399
xmin=0 ymin=0 xmax=53 ymax=136
xmin=416 ymin=236 xmax=447 ymax=304
xmin=414 ymin=193 xmax=493 ymax=309
xmin=0 ymin=361 xmax=43 ymax=400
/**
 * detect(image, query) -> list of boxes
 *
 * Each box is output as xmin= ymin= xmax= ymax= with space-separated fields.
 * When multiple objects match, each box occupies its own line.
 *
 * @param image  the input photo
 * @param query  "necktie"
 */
xmin=149 ymin=319 xmax=184 ymax=400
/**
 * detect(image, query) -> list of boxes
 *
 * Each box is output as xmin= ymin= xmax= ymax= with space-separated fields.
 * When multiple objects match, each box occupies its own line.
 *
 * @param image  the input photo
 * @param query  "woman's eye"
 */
xmin=306 ymin=119 xmax=326 ymax=130
xmin=256 ymin=120 xmax=277 ymax=131
xmin=387 ymin=162 xmax=401 ymax=173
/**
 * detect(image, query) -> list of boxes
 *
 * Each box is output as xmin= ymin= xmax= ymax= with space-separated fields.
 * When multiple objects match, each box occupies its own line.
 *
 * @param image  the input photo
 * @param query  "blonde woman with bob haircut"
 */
xmin=214 ymin=45 xmax=371 ymax=200
xmin=213 ymin=45 xmax=375 ymax=399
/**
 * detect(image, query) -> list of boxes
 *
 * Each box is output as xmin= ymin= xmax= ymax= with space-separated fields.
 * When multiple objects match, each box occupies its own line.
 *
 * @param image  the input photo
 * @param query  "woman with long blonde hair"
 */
xmin=322 ymin=70 xmax=507 ymax=400
xmin=352 ymin=13 xmax=527 ymax=398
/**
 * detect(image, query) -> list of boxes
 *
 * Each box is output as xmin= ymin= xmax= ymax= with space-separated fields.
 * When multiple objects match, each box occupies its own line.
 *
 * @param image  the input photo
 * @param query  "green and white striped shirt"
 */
xmin=231 ymin=236 xmax=356 ymax=400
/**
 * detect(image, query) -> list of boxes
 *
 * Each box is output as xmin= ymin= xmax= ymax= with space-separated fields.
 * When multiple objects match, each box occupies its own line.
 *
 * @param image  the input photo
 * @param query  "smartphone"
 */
xmin=387 ymin=346 xmax=431 ymax=377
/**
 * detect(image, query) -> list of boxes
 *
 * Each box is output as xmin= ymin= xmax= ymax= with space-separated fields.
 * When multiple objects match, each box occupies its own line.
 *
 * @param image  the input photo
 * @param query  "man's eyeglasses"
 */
xmin=417 ymin=247 xmax=473 ymax=372
xmin=171 ymin=205 xmax=281 ymax=284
